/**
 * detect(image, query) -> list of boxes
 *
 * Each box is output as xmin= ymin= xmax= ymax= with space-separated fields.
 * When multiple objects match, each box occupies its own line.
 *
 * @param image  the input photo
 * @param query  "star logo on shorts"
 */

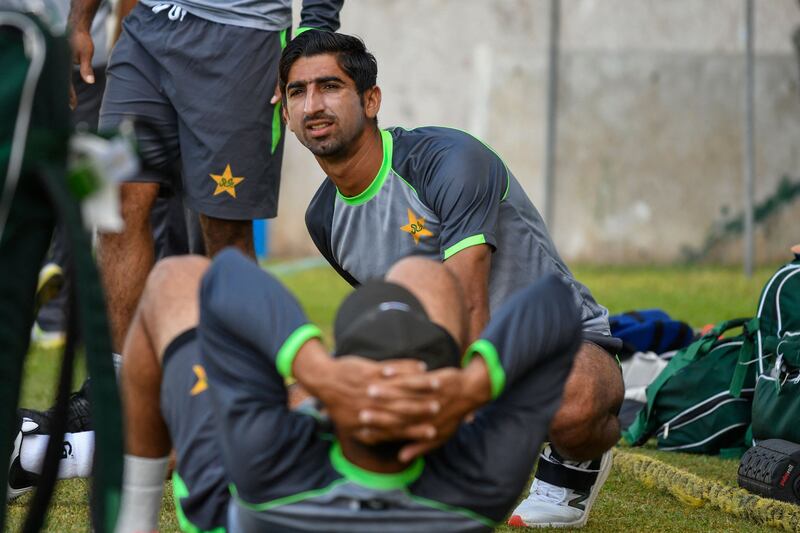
xmin=210 ymin=164 xmax=244 ymax=198
xmin=190 ymin=365 xmax=208 ymax=396
xmin=400 ymin=208 xmax=433 ymax=245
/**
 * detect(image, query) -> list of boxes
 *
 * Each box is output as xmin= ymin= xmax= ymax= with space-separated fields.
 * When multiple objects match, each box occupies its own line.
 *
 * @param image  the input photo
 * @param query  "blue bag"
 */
xmin=609 ymin=309 xmax=694 ymax=357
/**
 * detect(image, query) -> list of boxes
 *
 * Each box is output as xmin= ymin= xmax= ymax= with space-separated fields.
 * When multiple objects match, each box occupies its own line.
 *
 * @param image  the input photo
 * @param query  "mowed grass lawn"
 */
xmin=7 ymin=261 xmax=790 ymax=532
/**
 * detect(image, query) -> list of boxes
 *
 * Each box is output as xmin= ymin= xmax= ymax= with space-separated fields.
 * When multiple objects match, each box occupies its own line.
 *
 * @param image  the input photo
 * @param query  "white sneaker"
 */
xmin=507 ymin=445 xmax=613 ymax=528
xmin=8 ymin=418 xmax=40 ymax=501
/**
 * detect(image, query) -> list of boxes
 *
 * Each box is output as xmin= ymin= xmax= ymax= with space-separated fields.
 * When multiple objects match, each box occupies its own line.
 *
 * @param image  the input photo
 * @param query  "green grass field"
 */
xmin=7 ymin=262 xmax=792 ymax=532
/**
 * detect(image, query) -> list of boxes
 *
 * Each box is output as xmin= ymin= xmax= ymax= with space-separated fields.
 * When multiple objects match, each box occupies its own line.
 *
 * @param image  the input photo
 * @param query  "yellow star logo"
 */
xmin=210 ymin=164 xmax=244 ymax=198
xmin=400 ymin=208 xmax=434 ymax=245
xmin=190 ymin=365 xmax=208 ymax=396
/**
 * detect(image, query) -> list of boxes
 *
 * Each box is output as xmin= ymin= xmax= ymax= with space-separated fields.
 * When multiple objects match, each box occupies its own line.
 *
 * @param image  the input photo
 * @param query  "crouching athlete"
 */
xmin=116 ymin=248 xmax=582 ymax=532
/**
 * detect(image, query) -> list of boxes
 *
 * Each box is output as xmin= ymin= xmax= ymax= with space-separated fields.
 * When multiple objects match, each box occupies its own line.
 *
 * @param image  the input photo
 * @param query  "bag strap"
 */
xmin=729 ymin=317 xmax=759 ymax=397
xmin=623 ymin=318 xmax=750 ymax=446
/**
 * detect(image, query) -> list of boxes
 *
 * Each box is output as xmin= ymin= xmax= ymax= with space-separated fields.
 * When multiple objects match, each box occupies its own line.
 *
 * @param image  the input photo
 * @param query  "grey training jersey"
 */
xmin=306 ymin=126 xmax=610 ymax=334
xmin=139 ymin=0 xmax=343 ymax=32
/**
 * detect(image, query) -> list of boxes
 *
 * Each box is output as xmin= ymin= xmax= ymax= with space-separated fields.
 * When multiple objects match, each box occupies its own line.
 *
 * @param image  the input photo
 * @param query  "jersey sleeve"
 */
xmin=413 ymin=275 xmax=582 ymax=522
xmin=298 ymin=0 xmax=344 ymax=33
xmin=198 ymin=248 xmax=333 ymax=504
xmin=305 ymin=180 xmax=359 ymax=286
xmin=419 ymin=134 xmax=508 ymax=261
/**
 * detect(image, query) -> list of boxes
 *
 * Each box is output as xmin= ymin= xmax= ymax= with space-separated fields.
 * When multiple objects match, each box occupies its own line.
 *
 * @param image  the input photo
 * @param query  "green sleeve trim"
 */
xmin=271 ymin=28 xmax=289 ymax=154
xmin=172 ymin=473 xmax=226 ymax=533
xmin=276 ymin=324 xmax=323 ymax=379
xmin=407 ymin=494 xmax=496 ymax=528
xmin=443 ymin=234 xmax=487 ymax=260
xmin=230 ymin=479 xmax=348 ymax=512
xmin=295 ymin=26 xmax=315 ymax=36
xmin=329 ymin=441 xmax=424 ymax=490
xmin=271 ymin=101 xmax=283 ymax=154
xmin=336 ymin=130 xmax=393 ymax=205
xmin=462 ymin=339 xmax=506 ymax=400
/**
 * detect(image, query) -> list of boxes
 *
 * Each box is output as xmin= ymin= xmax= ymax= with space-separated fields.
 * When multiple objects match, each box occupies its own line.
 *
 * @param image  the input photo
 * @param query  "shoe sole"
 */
xmin=7 ymin=484 xmax=34 ymax=501
xmin=508 ymin=450 xmax=614 ymax=529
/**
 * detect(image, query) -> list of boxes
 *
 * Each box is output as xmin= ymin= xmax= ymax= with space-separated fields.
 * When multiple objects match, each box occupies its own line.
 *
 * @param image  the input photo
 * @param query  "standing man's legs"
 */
xmin=98 ymin=5 xmax=284 ymax=349
xmin=34 ymin=69 xmax=108 ymax=345
xmin=199 ymin=215 xmax=254 ymax=258
xmin=97 ymin=182 xmax=160 ymax=351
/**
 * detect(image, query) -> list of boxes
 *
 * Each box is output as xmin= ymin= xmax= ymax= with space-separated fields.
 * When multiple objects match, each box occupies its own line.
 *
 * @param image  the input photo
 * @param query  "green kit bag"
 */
xmin=750 ymin=251 xmax=800 ymax=443
xmin=623 ymin=319 xmax=757 ymax=455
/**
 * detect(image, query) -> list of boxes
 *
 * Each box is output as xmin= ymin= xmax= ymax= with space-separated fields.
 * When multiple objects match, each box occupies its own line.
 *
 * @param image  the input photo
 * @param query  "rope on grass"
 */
xmin=614 ymin=449 xmax=800 ymax=532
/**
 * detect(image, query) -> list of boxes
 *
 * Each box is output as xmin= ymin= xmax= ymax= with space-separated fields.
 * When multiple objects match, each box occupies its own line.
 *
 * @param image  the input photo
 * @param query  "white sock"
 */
xmin=115 ymin=455 xmax=168 ymax=533
xmin=20 ymin=431 xmax=95 ymax=478
xmin=113 ymin=352 xmax=123 ymax=379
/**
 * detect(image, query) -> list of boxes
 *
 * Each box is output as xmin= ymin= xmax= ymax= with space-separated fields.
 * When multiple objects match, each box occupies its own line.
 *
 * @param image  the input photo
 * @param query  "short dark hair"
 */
xmin=279 ymin=31 xmax=378 ymax=98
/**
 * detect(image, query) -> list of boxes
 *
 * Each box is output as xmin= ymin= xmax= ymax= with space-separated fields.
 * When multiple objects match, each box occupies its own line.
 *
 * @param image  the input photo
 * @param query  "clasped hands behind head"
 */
xmin=291 ymin=350 xmax=490 ymax=465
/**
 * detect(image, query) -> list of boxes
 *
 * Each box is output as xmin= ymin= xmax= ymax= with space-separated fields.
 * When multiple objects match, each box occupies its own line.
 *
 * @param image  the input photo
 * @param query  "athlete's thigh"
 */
xmin=161 ymin=16 xmax=284 ymax=221
xmin=99 ymin=5 xmax=180 ymax=185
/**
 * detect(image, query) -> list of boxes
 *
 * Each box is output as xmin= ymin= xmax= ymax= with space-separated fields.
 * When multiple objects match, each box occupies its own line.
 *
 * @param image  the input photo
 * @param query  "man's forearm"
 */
xmin=443 ymin=244 xmax=492 ymax=343
xmin=465 ymin=300 xmax=489 ymax=344
xmin=69 ymin=0 xmax=102 ymax=32
xmin=290 ymin=339 xmax=334 ymax=398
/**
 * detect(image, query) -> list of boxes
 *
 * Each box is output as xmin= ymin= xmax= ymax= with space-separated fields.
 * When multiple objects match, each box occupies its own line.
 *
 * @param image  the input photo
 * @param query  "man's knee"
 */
xmin=139 ymin=256 xmax=209 ymax=317
xmin=549 ymin=343 xmax=624 ymax=458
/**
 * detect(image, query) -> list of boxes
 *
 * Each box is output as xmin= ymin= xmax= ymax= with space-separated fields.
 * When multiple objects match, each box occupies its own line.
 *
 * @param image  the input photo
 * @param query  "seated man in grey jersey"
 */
xmin=282 ymin=30 xmax=624 ymax=527
xmin=117 ymin=248 xmax=581 ymax=532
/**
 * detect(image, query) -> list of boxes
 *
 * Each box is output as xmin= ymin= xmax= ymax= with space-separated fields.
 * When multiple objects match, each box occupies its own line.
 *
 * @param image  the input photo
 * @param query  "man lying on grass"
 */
xmin=113 ymin=249 xmax=580 ymax=532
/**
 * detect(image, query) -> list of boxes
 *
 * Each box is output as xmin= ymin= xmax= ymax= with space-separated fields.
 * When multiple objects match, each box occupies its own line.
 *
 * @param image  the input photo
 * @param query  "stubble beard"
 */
xmin=303 ymin=115 xmax=366 ymax=160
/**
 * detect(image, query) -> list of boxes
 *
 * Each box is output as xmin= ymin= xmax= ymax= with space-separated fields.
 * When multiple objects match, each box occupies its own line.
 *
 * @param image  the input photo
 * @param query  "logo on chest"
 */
xmin=400 ymin=208 xmax=434 ymax=245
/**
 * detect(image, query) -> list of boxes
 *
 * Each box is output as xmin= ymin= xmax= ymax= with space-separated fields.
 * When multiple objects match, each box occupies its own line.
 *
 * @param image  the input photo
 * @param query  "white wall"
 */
xmin=272 ymin=0 xmax=800 ymax=263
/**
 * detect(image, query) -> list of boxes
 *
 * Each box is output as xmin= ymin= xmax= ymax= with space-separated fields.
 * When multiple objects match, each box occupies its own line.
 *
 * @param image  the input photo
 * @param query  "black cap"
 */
xmin=333 ymin=280 xmax=460 ymax=370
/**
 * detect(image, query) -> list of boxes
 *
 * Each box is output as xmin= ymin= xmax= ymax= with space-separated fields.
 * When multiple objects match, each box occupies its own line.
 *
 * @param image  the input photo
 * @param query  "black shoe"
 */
xmin=18 ymin=378 xmax=92 ymax=434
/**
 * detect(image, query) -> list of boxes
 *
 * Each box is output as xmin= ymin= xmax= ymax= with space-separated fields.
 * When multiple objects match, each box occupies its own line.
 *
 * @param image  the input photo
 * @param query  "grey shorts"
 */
xmin=161 ymin=328 xmax=228 ymax=531
xmin=99 ymin=3 xmax=286 ymax=220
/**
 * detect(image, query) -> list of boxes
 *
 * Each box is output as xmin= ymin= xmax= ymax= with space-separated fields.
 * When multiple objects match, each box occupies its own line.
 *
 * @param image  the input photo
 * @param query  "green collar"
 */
xmin=336 ymin=129 xmax=393 ymax=206
xmin=329 ymin=441 xmax=424 ymax=490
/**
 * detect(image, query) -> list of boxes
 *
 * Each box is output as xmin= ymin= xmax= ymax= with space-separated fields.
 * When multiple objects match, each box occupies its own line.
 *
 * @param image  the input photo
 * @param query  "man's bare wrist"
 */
xmin=462 ymin=357 xmax=492 ymax=409
xmin=291 ymin=341 xmax=332 ymax=398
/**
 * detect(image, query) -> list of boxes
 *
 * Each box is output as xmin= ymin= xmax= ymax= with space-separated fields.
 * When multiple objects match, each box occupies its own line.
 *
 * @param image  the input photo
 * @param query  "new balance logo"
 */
xmin=62 ymin=441 xmax=73 ymax=459
xmin=568 ymin=491 xmax=589 ymax=511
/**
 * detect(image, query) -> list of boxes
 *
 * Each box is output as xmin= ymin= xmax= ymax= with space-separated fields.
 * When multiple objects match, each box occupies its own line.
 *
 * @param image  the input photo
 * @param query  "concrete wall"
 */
xmin=272 ymin=0 xmax=800 ymax=264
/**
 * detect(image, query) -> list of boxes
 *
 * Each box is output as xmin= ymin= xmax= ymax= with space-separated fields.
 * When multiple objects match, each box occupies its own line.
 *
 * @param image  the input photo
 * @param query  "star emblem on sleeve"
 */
xmin=210 ymin=164 xmax=244 ymax=198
